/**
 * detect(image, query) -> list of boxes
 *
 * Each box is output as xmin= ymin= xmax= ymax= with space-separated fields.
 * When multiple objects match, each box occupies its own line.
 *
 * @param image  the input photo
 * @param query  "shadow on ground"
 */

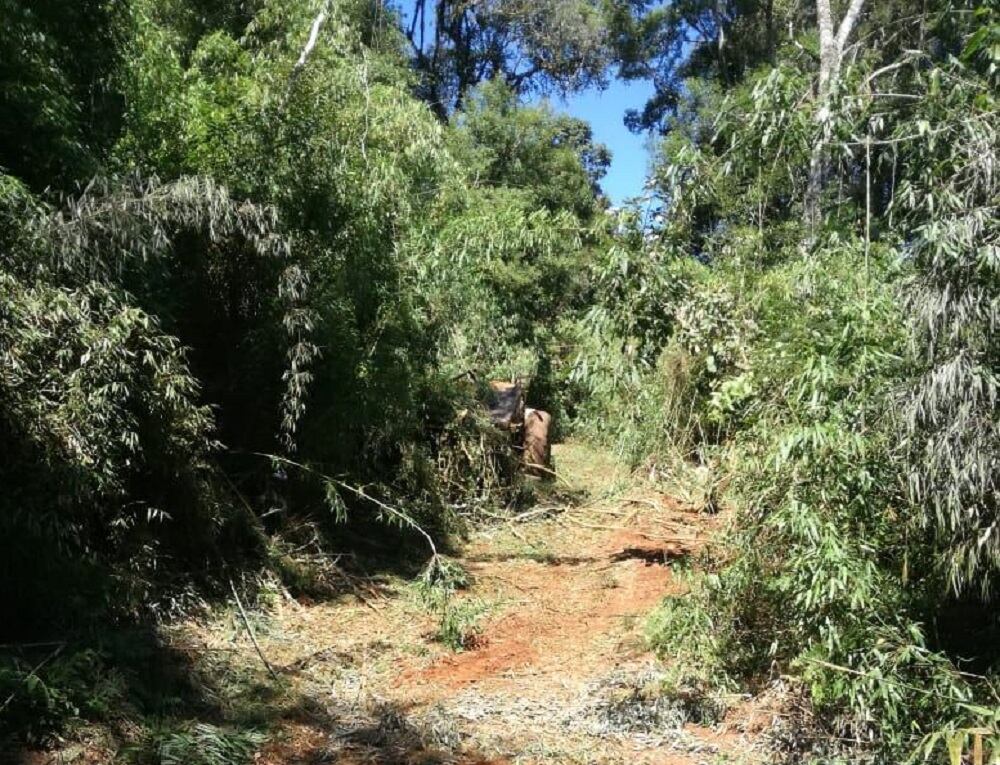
xmin=3 ymin=622 xmax=507 ymax=765
xmin=259 ymin=700 xmax=505 ymax=765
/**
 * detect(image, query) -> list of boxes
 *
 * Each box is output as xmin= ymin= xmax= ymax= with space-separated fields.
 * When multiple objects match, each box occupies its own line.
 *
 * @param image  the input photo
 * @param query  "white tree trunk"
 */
xmin=816 ymin=0 xmax=836 ymax=95
xmin=804 ymin=0 xmax=867 ymax=234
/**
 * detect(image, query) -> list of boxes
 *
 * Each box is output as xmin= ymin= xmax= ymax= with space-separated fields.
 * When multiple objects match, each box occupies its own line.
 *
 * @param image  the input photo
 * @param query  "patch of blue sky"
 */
xmin=390 ymin=0 xmax=657 ymax=207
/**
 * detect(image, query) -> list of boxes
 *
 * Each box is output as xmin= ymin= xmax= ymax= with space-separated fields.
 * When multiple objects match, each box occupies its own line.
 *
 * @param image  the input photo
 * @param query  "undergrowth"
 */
xmin=414 ymin=557 xmax=489 ymax=651
xmin=568 ymin=8 xmax=1000 ymax=759
xmin=124 ymin=723 xmax=264 ymax=765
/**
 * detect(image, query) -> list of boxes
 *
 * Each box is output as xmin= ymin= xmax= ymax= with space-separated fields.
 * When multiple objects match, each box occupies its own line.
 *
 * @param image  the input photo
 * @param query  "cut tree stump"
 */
xmin=487 ymin=380 xmax=524 ymax=430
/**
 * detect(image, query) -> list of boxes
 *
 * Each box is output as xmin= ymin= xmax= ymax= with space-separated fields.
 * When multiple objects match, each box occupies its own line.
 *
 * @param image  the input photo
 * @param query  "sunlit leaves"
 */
xmin=899 ymin=38 xmax=1000 ymax=596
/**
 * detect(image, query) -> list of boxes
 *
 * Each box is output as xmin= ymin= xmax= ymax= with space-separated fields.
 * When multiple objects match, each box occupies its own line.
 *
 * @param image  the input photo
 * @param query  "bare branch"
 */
xmin=229 ymin=579 xmax=280 ymax=682
xmin=294 ymin=7 xmax=329 ymax=74
xmin=835 ymin=0 xmax=867 ymax=54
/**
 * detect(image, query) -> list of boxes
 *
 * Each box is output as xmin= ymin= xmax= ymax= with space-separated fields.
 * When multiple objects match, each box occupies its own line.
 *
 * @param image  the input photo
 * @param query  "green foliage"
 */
xmin=416 ymin=557 xmax=486 ymax=651
xmin=0 ymin=171 xmax=310 ymax=628
xmin=128 ymin=722 xmax=264 ymax=765
xmin=0 ymin=0 xmax=126 ymax=189
xmin=0 ymin=649 xmax=126 ymax=746
xmin=636 ymin=237 xmax=986 ymax=758
xmin=584 ymin=4 xmax=1000 ymax=760
xmin=434 ymin=598 xmax=488 ymax=651
xmin=616 ymin=1 xmax=777 ymax=129
xmin=897 ymin=22 xmax=1000 ymax=595
xmin=646 ymin=579 xmax=727 ymax=677
xmin=571 ymin=216 xmax=755 ymax=460
xmin=404 ymin=0 xmax=611 ymax=114
xmin=0 ymin=270 xmax=231 ymax=627
xmin=452 ymin=80 xmax=610 ymax=217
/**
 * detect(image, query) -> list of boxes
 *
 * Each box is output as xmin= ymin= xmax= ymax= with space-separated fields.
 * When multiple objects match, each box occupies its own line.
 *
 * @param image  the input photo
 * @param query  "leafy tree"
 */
xmin=451 ymin=79 xmax=611 ymax=217
xmin=607 ymin=0 xmax=792 ymax=132
xmin=900 ymin=7 xmax=1000 ymax=596
xmin=0 ymin=0 xmax=126 ymax=190
xmin=404 ymin=0 xmax=612 ymax=114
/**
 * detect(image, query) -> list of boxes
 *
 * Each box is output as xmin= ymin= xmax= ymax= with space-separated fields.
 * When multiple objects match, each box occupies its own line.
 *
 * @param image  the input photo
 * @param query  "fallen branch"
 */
xmin=330 ymin=565 xmax=385 ymax=615
xmin=798 ymin=656 xmax=973 ymax=699
xmin=633 ymin=530 xmax=698 ymax=544
xmin=582 ymin=507 xmax=633 ymax=517
xmin=562 ymin=517 xmax=699 ymax=544
xmin=621 ymin=497 xmax=663 ymax=511
xmin=282 ymin=645 xmax=351 ymax=673
xmin=229 ymin=579 xmax=280 ymax=682
xmin=0 ymin=640 xmax=67 ymax=650
xmin=0 ymin=643 xmax=65 ymax=714
xmin=510 ymin=505 xmax=564 ymax=524
xmin=255 ymin=452 xmax=439 ymax=561
xmin=508 ymin=524 xmax=529 ymax=544
xmin=523 ymin=462 xmax=574 ymax=488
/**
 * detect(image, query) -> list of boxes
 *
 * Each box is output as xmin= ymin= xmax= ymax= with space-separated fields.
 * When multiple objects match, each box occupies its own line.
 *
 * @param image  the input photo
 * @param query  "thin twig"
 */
xmin=800 ymin=657 xmax=976 ymax=700
xmin=562 ymin=517 xmax=698 ymax=543
xmin=508 ymin=524 xmax=529 ymax=544
xmin=0 ymin=641 xmax=67 ymax=650
xmin=254 ymin=452 xmax=439 ymax=560
xmin=621 ymin=498 xmax=662 ymax=511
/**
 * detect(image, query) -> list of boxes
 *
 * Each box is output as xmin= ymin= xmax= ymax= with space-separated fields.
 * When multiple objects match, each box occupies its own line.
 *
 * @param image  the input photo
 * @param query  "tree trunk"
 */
xmin=803 ymin=0 xmax=867 ymax=235
xmin=765 ymin=0 xmax=776 ymax=62
xmin=815 ymin=0 xmax=837 ymax=94
xmin=715 ymin=0 xmax=727 ymax=83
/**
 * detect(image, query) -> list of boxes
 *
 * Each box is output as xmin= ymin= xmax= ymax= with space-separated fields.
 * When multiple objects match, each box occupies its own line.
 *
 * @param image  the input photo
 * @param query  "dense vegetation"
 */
xmin=1 ymin=0 xmax=998 ymax=762
xmin=588 ymin=1 xmax=1000 ymax=760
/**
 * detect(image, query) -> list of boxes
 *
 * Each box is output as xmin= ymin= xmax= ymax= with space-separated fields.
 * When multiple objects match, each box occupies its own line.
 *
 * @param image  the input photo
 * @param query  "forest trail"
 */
xmin=177 ymin=443 xmax=764 ymax=764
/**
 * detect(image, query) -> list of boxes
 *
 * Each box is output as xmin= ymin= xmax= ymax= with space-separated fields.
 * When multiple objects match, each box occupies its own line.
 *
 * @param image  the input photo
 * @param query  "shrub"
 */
xmin=0 ymin=649 xmax=126 ymax=746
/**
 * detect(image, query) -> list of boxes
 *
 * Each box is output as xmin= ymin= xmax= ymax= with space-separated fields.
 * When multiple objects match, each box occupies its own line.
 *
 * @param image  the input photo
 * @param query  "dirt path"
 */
xmin=180 ymin=443 xmax=762 ymax=764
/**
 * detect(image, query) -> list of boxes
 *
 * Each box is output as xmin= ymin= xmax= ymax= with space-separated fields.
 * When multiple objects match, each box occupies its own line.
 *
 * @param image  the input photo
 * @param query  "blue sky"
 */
xmin=392 ymin=0 xmax=656 ymax=207
xmin=537 ymin=80 xmax=657 ymax=207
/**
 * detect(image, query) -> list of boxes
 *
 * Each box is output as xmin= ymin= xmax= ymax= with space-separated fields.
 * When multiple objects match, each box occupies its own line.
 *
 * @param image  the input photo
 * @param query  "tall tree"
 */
xmin=0 ymin=0 xmax=125 ymax=191
xmin=608 ymin=0 xmax=789 ymax=132
xmin=404 ymin=0 xmax=611 ymax=115
xmin=452 ymin=79 xmax=610 ymax=217
xmin=803 ymin=0 xmax=866 ymax=230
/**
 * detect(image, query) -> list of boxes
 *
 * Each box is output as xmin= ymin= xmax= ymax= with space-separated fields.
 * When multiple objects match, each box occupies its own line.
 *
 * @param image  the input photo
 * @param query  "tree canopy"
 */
xmin=405 ymin=0 xmax=612 ymax=114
